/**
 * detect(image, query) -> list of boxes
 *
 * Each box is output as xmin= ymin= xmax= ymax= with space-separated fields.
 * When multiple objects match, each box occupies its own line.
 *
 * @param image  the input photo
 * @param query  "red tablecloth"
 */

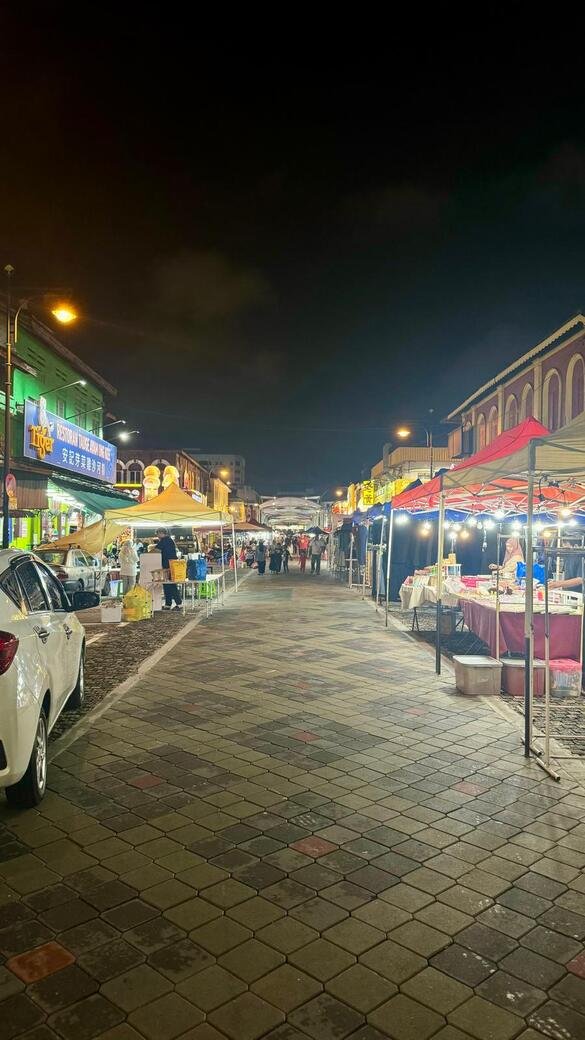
xmin=461 ymin=599 xmax=582 ymax=660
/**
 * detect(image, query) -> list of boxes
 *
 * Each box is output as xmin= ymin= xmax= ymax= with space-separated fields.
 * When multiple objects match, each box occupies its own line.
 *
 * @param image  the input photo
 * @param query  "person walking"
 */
xmin=299 ymin=543 xmax=308 ymax=573
xmin=269 ymin=543 xmax=283 ymax=574
xmin=119 ymin=538 xmax=139 ymax=596
xmin=309 ymin=534 xmax=325 ymax=575
xmin=155 ymin=527 xmax=183 ymax=609
xmin=255 ymin=541 xmax=267 ymax=575
xmin=282 ymin=545 xmax=290 ymax=573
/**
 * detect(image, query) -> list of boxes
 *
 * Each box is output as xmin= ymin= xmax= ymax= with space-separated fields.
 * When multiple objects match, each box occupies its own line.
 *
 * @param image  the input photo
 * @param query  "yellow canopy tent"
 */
xmin=38 ymin=518 xmax=122 ymax=556
xmin=105 ymin=482 xmax=237 ymax=590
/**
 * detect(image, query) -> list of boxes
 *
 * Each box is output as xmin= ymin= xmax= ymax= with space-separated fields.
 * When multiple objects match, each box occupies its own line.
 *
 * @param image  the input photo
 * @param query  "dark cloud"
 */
xmin=154 ymin=250 xmax=272 ymax=322
xmin=348 ymin=183 xmax=449 ymax=235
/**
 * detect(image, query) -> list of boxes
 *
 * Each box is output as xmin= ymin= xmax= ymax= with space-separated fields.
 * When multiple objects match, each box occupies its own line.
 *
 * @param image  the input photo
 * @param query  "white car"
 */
xmin=34 ymin=547 xmax=103 ymax=593
xmin=0 ymin=550 xmax=99 ymax=808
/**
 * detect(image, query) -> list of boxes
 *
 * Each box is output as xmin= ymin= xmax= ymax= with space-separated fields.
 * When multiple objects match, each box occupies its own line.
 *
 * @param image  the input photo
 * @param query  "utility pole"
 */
xmin=3 ymin=265 xmax=14 ymax=549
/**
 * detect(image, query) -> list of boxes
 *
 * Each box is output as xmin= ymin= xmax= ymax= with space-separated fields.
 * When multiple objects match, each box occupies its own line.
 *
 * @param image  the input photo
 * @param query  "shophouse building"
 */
xmin=446 ymin=313 xmax=585 ymax=457
xmin=1 ymin=310 xmax=125 ymax=547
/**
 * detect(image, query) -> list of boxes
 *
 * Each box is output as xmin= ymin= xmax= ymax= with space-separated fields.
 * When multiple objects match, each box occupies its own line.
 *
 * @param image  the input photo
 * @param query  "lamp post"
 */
xmin=3 ymin=266 xmax=77 ymax=548
xmin=395 ymin=408 xmax=435 ymax=479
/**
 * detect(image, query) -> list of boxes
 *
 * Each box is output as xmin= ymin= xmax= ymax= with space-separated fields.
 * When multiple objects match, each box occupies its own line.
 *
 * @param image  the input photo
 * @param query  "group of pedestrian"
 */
xmin=254 ymin=533 xmax=327 ymax=576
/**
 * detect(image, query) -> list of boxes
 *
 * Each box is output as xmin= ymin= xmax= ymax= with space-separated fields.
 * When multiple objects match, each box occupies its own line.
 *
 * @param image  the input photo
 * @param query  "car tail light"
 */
xmin=0 ymin=632 xmax=18 ymax=675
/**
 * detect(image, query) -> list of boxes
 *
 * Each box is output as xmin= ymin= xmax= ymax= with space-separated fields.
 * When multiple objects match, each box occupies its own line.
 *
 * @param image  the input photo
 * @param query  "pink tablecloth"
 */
xmin=461 ymin=599 xmax=582 ymax=660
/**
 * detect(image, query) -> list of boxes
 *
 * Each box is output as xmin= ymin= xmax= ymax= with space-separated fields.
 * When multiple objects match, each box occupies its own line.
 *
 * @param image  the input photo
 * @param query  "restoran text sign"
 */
xmin=24 ymin=398 xmax=117 ymax=483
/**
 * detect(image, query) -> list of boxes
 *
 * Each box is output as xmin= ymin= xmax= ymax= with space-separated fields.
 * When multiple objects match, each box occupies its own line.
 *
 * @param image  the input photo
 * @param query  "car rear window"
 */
xmin=36 ymin=550 xmax=67 ymax=566
xmin=0 ymin=568 xmax=24 ymax=611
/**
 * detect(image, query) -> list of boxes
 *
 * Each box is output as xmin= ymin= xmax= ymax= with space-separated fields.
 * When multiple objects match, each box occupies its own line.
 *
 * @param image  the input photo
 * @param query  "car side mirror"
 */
xmin=69 ymin=590 xmax=100 ymax=612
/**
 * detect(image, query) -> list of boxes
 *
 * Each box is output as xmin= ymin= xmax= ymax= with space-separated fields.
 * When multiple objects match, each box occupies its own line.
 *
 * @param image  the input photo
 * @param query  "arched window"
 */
xmin=543 ymin=370 xmax=562 ymax=431
xmin=504 ymin=394 xmax=518 ymax=430
xmin=520 ymin=383 xmax=533 ymax=420
xmin=476 ymin=413 xmax=486 ymax=450
xmin=567 ymin=354 xmax=585 ymax=420
xmin=127 ymin=459 xmax=144 ymax=484
xmin=153 ymin=459 xmax=171 ymax=471
xmin=115 ymin=461 xmax=126 ymax=483
xmin=486 ymin=406 xmax=498 ymax=445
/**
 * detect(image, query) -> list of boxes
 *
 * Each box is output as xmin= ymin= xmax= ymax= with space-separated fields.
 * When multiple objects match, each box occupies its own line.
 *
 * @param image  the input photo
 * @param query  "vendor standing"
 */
xmin=489 ymin=536 xmax=525 ymax=578
xmin=155 ymin=527 xmax=183 ymax=610
xmin=119 ymin=539 xmax=139 ymax=595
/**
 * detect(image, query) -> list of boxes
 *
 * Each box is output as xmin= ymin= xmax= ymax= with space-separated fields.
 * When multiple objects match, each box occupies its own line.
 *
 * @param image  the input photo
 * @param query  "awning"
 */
xmin=50 ymin=478 xmax=136 ymax=516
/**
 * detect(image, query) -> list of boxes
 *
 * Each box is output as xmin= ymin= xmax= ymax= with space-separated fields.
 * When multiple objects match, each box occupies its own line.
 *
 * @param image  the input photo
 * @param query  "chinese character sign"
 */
xmin=24 ymin=399 xmax=117 ymax=484
xmin=361 ymin=480 xmax=375 ymax=507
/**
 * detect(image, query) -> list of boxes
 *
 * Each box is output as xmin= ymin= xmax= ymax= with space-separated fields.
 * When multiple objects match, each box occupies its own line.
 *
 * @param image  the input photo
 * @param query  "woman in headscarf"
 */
xmin=490 ymin=536 xmax=524 ymax=577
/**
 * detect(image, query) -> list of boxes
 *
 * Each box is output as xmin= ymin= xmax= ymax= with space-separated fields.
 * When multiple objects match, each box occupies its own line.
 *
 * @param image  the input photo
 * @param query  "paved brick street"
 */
xmin=2 ymin=567 xmax=585 ymax=1040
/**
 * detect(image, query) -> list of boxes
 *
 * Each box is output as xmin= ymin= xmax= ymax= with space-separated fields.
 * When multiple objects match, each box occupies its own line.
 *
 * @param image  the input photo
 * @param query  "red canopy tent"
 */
xmin=393 ymin=418 xmax=553 ymax=514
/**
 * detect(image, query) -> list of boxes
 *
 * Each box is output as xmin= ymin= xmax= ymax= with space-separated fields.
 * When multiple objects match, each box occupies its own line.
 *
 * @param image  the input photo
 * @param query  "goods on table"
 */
xmin=453 ymin=655 xmax=502 ymax=696
xmin=169 ymin=558 xmax=187 ymax=582
xmin=123 ymin=585 xmax=152 ymax=622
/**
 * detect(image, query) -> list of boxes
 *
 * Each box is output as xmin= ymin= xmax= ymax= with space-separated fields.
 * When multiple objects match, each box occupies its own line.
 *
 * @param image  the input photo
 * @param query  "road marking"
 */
xmin=86 ymin=633 xmax=106 ymax=645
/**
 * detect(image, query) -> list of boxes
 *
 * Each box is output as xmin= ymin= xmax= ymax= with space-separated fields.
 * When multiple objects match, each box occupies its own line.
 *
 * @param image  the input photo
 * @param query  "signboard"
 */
xmin=24 ymin=398 xmax=117 ymax=484
xmin=361 ymin=480 xmax=375 ymax=507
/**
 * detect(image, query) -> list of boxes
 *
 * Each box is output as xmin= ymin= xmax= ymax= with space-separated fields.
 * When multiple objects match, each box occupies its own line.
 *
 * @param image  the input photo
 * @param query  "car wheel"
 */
xmin=68 ymin=654 xmax=85 ymax=710
xmin=5 ymin=711 xmax=48 ymax=807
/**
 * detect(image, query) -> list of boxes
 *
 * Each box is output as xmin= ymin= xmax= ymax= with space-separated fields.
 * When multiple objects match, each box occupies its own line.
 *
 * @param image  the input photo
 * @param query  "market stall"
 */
xmin=104 ymin=482 xmax=236 ymax=615
xmin=437 ymin=412 xmax=585 ymax=773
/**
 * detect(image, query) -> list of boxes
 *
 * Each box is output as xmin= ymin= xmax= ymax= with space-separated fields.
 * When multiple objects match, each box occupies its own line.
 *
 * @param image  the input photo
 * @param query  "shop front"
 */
xmin=10 ymin=397 xmax=129 ymax=548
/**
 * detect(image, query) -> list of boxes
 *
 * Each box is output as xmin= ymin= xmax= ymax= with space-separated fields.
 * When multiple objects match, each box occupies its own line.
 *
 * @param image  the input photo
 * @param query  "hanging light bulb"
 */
xmin=484 ymin=519 xmax=495 ymax=530
xmin=494 ymin=509 xmax=506 ymax=520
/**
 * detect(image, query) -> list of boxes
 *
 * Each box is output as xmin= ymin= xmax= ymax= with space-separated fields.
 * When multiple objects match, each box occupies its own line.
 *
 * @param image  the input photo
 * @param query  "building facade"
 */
xmin=116 ymin=450 xmax=211 ymax=502
xmin=1 ymin=311 xmax=121 ymax=547
xmin=447 ymin=314 xmax=585 ymax=457
xmin=190 ymin=453 xmax=245 ymax=486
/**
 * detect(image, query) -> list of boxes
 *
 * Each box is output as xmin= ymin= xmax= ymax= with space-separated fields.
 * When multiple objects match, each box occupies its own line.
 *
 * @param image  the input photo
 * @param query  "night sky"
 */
xmin=2 ymin=19 xmax=585 ymax=492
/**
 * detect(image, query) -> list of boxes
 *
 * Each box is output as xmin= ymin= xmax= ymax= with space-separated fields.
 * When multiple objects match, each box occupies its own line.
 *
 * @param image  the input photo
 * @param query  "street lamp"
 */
xmin=116 ymin=429 xmax=139 ymax=442
xmin=91 ymin=418 xmax=126 ymax=434
xmin=3 ymin=266 xmax=78 ymax=548
xmin=394 ymin=409 xmax=435 ymax=479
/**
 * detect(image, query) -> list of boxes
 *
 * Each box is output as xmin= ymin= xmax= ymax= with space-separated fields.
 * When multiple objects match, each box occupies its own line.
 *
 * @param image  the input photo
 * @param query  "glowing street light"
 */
xmin=51 ymin=304 xmax=78 ymax=325
xmin=396 ymin=428 xmax=411 ymax=439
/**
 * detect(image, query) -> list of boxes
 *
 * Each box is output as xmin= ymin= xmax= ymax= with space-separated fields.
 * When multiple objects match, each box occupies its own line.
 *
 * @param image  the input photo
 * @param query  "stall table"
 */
xmin=152 ymin=573 xmax=224 ymax=618
xmin=460 ymin=598 xmax=582 ymax=661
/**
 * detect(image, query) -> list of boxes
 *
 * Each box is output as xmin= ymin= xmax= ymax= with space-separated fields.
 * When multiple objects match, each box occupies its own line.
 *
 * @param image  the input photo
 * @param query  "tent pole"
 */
xmin=385 ymin=509 xmax=394 ymax=628
xmin=524 ymin=444 xmax=535 ymax=758
xmin=231 ymin=517 xmax=238 ymax=591
xmin=220 ymin=522 xmax=226 ymax=598
xmin=436 ymin=485 xmax=445 ymax=675
xmin=348 ymin=531 xmax=354 ymax=588
xmin=362 ymin=523 xmax=369 ymax=599
xmin=375 ymin=516 xmax=386 ymax=612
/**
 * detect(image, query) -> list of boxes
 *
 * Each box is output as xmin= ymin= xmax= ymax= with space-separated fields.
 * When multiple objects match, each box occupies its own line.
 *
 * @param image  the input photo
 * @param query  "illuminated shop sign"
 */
xmin=24 ymin=398 xmax=117 ymax=484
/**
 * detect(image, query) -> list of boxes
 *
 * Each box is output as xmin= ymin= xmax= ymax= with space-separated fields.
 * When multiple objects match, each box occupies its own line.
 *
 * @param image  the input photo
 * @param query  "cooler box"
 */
xmin=501 ymin=658 xmax=545 ymax=697
xmin=101 ymin=599 xmax=123 ymax=623
xmin=549 ymin=659 xmax=583 ymax=698
xmin=169 ymin=559 xmax=187 ymax=582
xmin=453 ymin=655 xmax=502 ymax=696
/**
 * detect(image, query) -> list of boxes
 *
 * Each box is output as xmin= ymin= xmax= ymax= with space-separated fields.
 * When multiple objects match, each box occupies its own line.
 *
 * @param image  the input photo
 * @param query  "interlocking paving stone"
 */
xmin=252 ymin=963 xmax=322 ymax=1011
xmin=289 ymin=939 xmax=356 ymax=982
xmin=209 ymin=991 xmax=285 ymax=1040
xmin=177 ymin=963 xmax=246 ymax=1012
xmin=6 ymin=941 xmax=75 ymax=983
xmin=449 ymin=995 xmax=524 ymax=1040
xmin=368 ymin=992 xmax=445 ymax=1040
xmin=288 ymin=992 xmax=364 ymax=1039
xmin=128 ymin=991 xmax=203 ymax=1040
xmin=218 ymin=938 xmax=284 ymax=982
xmin=4 ymin=571 xmax=585 ymax=1040
xmin=101 ymin=963 xmax=173 ymax=1012
xmin=326 ymin=963 xmax=396 ymax=1013
xmin=0 ymin=993 xmax=46 ymax=1040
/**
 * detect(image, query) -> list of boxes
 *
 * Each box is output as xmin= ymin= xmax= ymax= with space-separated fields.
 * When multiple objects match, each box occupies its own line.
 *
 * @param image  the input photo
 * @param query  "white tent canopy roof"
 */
xmin=442 ymin=413 xmax=585 ymax=488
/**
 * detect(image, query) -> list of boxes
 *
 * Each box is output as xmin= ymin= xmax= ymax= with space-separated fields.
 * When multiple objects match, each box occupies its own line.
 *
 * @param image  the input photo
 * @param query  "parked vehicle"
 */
xmin=0 ymin=550 xmax=99 ymax=807
xmin=34 ymin=547 xmax=105 ymax=592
